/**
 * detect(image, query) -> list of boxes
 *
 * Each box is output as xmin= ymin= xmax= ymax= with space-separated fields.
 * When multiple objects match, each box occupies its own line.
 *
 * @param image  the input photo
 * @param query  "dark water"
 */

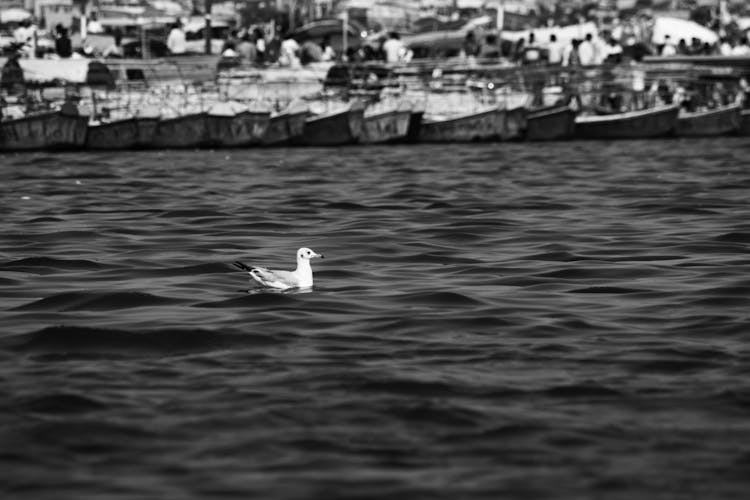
xmin=2 ymin=140 xmax=750 ymax=499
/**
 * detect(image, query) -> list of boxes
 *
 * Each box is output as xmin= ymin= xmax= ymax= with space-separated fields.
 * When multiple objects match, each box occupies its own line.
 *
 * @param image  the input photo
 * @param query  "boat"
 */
xmin=574 ymin=104 xmax=679 ymax=139
xmin=300 ymin=100 xmax=365 ymax=146
xmin=360 ymin=101 xmax=412 ymax=144
xmin=420 ymin=105 xmax=501 ymax=143
xmin=206 ymin=103 xmax=271 ymax=147
xmin=525 ymin=105 xmax=576 ymax=141
xmin=675 ymin=103 xmax=742 ymax=137
xmin=86 ymin=116 xmax=159 ymax=149
xmin=741 ymin=109 xmax=750 ymax=136
xmin=404 ymin=109 xmax=424 ymax=143
xmin=151 ymin=112 xmax=210 ymax=149
xmin=262 ymin=107 xmax=308 ymax=146
xmin=106 ymin=55 xmax=222 ymax=85
xmin=501 ymin=105 xmax=528 ymax=141
xmin=0 ymin=110 xmax=88 ymax=151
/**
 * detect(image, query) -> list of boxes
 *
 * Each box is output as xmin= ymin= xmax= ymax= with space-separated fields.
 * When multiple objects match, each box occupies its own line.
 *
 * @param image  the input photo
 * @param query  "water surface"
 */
xmin=2 ymin=140 xmax=750 ymax=499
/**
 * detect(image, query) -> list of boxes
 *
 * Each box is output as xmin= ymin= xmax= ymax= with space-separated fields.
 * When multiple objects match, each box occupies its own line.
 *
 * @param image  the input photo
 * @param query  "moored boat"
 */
xmin=525 ymin=105 xmax=576 ymax=141
xmin=741 ymin=109 xmax=750 ymax=136
xmin=404 ymin=109 xmax=424 ymax=143
xmin=152 ymin=113 xmax=210 ymax=149
xmin=675 ymin=103 xmax=742 ymax=137
xmin=420 ymin=105 xmax=500 ymax=143
xmin=501 ymin=106 xmax=528 ymax=141
xmin=0 ymin=110 xmax=88 ymax=151
xmin=262 ymin=108 xmax=308 ymax=146
xmin=301 ymin=100 xmax=365 ymax=146
xmin=86 ymin=116 xmax=159 ymax=150
xmin=574 ymin=104 xmax=679 ymax=139
xmin=206 ymin=103 xmax=271 ymax=147
xmin=361 ymin=102 xmax=412 ymax=144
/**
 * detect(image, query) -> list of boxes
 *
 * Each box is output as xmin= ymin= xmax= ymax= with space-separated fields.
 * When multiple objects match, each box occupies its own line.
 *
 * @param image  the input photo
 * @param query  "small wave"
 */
xmin=538 ymin=267 xmax=650 ymax=280
xmin=0 ymin=277 xmax=20 ymax=286
xmin=25 ymin=216 xmax=64 ymax=223
xmin=159 ymin=209 xmax=229 ymax=218
xmin=628 ymin=358 xmax=721 ymax=374
xmin=140 ymin=262 xmax=234 ymax=277
xmin=19 ymin=393 xmax=108 ymax=414
xmin=0 ymin=257 xmax=102 ymax=277
xmin=526 ymin=251 xmax=583 ymax=262
xmin=715 ymin=231 xmax=750 ymax=243
xmin=542 ymin=383 xmax=623 ymax=398
xmin=0 ymin=256 xmax=103 ymax=272
xmin=15 ymin=291 xmax=183 ymax=311
xmin=570 ymin=286 xmax=645 ymax=294
xmin=391 ymin=290 xmax=485 ymax=307
xmin=348 ymin=376 xmax=462 ymax=397
xmin=325 ymin=201 xmax=369 ymax=210
xmin=11 ymin=325 xmax=282 ymax=356
xmin=386 ymin=401 xmax=484 ymax=426
xmin=196 ymin=292 xmax=306 ymax=308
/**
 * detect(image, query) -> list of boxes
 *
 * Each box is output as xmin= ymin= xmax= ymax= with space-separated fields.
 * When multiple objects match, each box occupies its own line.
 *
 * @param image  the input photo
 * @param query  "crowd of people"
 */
xmin=4 ymin=8 xmax=750 ymax=68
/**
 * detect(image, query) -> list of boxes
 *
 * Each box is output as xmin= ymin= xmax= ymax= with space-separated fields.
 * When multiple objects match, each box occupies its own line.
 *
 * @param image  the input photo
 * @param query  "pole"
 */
xmin=496 ymin=1 xmax=504 ymax=58
xmin=141 ymin=24 xmax=147 ymax=58
xmin=204 ymin=0 xmax=212 ymax=54
xmin=342 ymin=9 xmax=348 ymax=59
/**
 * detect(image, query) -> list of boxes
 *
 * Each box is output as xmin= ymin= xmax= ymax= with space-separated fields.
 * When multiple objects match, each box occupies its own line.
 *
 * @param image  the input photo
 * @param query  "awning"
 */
xmin=0 ymin=58 xmax=114 ymax=87
xmin=651 ymin=16 xmax=719 ymax=45
xmin=0 ymin=8 xmax=32 ymax=23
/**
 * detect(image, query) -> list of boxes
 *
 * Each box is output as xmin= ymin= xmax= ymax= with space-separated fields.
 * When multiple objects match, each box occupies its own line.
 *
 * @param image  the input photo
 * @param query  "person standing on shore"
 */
xmin=383 ymin=32 xmax=405 ymax=63
xmin=578 ymin=33 xmax=595 ymax=66
xmin=279 ymin=33 xmax=301 ymax=67
xmin=321 ymin=35 xmax=335 ymax=62
xmin=562 ymin=39 xmax=580 ymax=67
xmin=254 ymin=28 xmax=266 ymax=63
xmin=462 ymin=31 xmax=481 ymax=65
xmin=13 ymin=19 xmax=35 ymax=57
xmin=102 ymin=28 xmax=124 ymax=58
xmin=167 ymin=21 xmax=186 ymax=55
xmin=547 ymin=34 xmax=563 ymax=65
xmin=55 ymin=24 xmax=73 ymax=58
xmin=661 ymin=35 xmax=677 ymax=56
xmin=237 ymin=32 xmax=257 ymax=64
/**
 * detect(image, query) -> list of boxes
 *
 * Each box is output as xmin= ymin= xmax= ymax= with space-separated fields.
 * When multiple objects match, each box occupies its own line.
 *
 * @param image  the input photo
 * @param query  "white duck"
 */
xmin=234 ymin=247 xmax=324 ymax=290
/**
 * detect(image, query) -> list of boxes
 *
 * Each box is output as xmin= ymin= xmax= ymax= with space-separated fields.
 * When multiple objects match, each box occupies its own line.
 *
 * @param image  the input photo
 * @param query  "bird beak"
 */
xmin=315 ymin=252 xmax=324 ymax=259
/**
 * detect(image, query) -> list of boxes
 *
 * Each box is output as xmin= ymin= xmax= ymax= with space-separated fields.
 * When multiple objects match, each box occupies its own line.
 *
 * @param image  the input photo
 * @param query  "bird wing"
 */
xmin=249 ymin=266 xmax=298 ymax=289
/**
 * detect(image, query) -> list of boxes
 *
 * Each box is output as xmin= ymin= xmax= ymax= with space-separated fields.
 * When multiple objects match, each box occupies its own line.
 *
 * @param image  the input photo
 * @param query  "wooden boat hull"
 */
xmin=421 ymin=107 xmax=500 ymax=143
xmin=361 ymin=109 xmax=412 ymax=144
xmin=501 ymin=106 xmax=527 ymax=141
xmin=86 ymin=117 xmax=159 ymax=149
xmin=575 ymin=105 xmax=679 ymax=139
xmin=0 ymin=111 xmax=88 ymax=151
xmin=263 ymin=111 xmax=307 ymax=146
xmin=152 ymin=113 xmax=210 ymax=148
xmin=526 ymin=106 xmax=576 ymax=141
xmin=207 ymin=111 xmax=271 ymax=147
xmin=741 ymin=109 xmax=750 ymax=136
xmin=676 ymin=104 xmax=742 ymax=137
xmin=301 ymin=105 xmax=364 ymax=146
xmin=404 ymin=111 xmax=424 ymax=143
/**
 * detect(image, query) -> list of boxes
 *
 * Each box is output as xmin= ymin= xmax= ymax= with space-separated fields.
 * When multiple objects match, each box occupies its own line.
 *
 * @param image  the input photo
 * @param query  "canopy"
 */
xmin=0 ymin=58 xmax=114 ymax=87
xmin=292 ymin=18 xmax=368 ymax=41
xmin=0 ymin=8 xmax=32 ymax=23
xmin=502 ymin=22 xmax=599 ymax=45
xmin=651 ymin=16 xmax=719 ymax=45
xmin=149 ymin=0 xmax=185 ymax=16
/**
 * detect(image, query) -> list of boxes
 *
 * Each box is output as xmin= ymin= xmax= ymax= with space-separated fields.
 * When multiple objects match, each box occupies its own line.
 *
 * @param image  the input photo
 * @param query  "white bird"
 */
xmin=234 ymin=247 xmax=324 ymax=290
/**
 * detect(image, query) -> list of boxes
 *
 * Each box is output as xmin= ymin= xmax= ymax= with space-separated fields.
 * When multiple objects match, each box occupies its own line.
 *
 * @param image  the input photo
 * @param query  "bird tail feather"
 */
xmin=233 ymin=261 xmax=253 ymax=272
